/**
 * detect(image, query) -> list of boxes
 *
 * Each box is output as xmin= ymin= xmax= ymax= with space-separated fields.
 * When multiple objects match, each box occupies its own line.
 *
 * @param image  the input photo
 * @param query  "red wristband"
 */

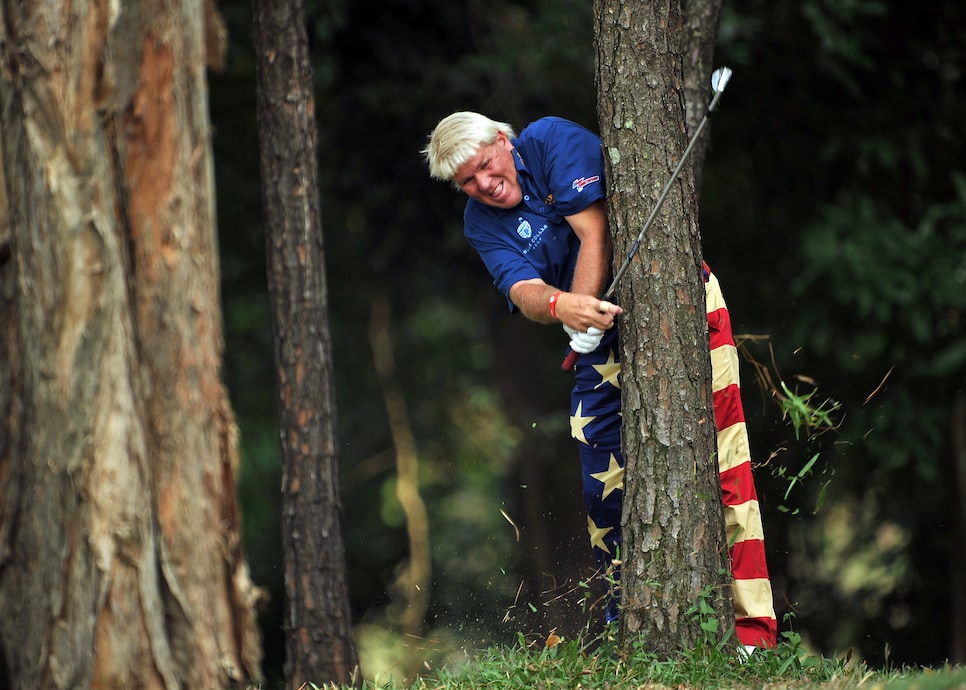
xmin=548 ymin=291 xmax=562 ymax=320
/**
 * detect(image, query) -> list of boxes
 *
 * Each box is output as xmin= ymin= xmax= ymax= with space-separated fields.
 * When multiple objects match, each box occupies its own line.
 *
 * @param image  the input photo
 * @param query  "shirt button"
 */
xmin=524 ymin=195 xmax=530 ymax=201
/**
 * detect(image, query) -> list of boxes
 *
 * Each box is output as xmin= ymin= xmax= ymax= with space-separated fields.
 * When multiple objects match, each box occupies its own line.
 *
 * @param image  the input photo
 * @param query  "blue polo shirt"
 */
xmin=463 ymin=117 xmax=606 ymax=312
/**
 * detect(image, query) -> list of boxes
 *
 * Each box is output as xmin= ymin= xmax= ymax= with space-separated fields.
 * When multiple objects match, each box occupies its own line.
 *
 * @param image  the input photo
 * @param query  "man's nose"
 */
xmin=477 ymin=174 xmax=495 ymax=193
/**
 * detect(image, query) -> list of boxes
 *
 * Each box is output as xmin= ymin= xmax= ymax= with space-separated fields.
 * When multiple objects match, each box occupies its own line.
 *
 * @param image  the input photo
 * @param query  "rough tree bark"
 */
xmin=0 ymin=1 xmax=262 ymax=688
xmin=681 ymin=0 xmax=725 ymax=197
xmin=593 ymin=0 xmax=734 ymax=656
xmin=252 ymin=0 xmax=361 ymax=686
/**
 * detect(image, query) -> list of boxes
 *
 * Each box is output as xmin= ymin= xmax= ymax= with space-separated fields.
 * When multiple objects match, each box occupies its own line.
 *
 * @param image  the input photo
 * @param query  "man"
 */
xmin=423 ymin=112 xmax=777 ymax=651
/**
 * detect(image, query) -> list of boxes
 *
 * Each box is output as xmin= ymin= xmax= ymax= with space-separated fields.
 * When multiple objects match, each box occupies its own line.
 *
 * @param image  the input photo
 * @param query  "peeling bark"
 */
xmin=0 ymin=1 xmax=262 ymax=687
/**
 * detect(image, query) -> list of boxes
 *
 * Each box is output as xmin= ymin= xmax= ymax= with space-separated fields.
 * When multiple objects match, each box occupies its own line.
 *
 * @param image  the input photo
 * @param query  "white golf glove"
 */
xmin=563 ymin=325 xmax=605 ymax=354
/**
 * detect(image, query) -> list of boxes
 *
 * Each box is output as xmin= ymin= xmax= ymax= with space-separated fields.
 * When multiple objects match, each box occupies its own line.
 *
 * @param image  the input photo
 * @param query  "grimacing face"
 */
xmin=452 ymin=132 xmax=522 ymax=209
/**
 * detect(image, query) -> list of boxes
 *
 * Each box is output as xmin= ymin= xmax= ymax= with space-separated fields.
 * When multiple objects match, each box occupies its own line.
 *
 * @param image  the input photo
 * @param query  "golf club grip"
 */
xmin=561 ymin=288 xmax=616 ymax=371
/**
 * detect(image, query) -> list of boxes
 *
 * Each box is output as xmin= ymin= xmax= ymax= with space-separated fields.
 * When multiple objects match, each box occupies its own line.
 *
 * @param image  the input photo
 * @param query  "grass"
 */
xmin=297 ymin=626 xmax=966 ymax=690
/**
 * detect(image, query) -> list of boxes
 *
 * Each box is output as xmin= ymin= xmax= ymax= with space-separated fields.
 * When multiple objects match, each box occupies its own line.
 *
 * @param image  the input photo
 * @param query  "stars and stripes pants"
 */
xmin=570 ymin=265 xmax=778 ymax=647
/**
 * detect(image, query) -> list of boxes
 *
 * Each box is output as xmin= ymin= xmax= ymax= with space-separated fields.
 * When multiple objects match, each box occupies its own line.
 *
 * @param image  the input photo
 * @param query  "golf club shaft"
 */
xmin=561 ymin=74 xmax=729 ymax=371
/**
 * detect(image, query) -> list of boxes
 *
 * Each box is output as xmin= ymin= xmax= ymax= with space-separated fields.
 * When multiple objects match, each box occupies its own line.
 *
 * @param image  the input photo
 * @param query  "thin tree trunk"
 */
xmin=368 ymin=294 xmax=432 ymax=638
xmin=594 ymin=0 xmax=734 ymax=657
xmin=252 ymin=0 xmax=361 ymax=686
xmin=0 ymin=1 xmax=262 ymax=688
xmin=951 ymin=391 xmax=966 ymax=664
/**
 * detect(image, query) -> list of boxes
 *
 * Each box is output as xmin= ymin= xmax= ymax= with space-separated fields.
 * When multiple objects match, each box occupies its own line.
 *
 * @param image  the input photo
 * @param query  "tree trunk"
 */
xmin=681 ymin=0 xmax=724 ymax=198
xmin=951 ymin=391 xmax=966 ymax=664
xmin=594 ymin=0 xmax=734 ymax=657
xmin=368 ymin=294 xmax=432 ymax=638
xmin=0 ymin=1 xmax=262 ymax=688
xmin=252 ymin=0 xmax=361 ymax=687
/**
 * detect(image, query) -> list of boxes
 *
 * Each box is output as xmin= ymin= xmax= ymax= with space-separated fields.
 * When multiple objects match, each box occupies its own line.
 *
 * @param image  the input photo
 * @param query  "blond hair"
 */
xmin=422 ymin=112 xmax=517 ymax=184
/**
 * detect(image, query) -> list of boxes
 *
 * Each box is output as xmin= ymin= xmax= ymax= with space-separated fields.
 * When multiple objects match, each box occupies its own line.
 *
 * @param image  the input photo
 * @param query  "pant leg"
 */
xmin=569 ymin=275 xmax=779 ymax=645
xmin=571 ymin=328 xmax=623 ymax=621
xmin=705 ymin=267 xmax=779 ymax=648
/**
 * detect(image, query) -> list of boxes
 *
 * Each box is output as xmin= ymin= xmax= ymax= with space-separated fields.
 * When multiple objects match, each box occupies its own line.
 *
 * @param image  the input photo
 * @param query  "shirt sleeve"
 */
xmin=535 ymin=119 xmax=606 ymax=216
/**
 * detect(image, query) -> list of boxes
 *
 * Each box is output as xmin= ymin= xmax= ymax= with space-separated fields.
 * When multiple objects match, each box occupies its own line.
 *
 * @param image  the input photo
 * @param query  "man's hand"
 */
xmin=555 ymin=293 xmax=622 ymax=332
xmin=508 ymin=280 xmax=623 ymax=328
xmin=563 ymin=325 xmax=605 ymax=354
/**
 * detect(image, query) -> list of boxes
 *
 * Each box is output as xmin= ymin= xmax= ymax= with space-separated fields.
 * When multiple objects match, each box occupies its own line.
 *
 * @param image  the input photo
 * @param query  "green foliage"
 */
xmin=765 ymin=381 xmax=841 ymax=515
xmin=685 ymin=582 xmax=725 ymax=646
xmin=287 ymin=657 xmax=966 ymax=690
xmin=801 ymin=0 xmax=889 ymax=92
xmin=793 ymin=178 xmax=966 ymax=375
xmin=779 ymin=381 xmax=842 ymax=441
xmin=290 ymin=621 xmax=944 ymax=690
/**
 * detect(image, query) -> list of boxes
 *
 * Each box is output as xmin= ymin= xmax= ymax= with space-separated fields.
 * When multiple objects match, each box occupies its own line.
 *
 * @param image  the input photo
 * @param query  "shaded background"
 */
xmin=209 ymin=0 xmax=966 ymax=683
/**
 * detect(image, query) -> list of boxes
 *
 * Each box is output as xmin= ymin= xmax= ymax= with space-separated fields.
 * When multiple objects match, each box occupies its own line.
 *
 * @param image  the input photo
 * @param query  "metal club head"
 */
xmin=711 ymin=66 xmax=733 ymax=95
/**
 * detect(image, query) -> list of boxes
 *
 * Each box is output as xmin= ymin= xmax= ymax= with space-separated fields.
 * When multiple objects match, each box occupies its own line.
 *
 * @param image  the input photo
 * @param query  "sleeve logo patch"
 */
xmin=572 ymin=175 xmax=601 ymax=192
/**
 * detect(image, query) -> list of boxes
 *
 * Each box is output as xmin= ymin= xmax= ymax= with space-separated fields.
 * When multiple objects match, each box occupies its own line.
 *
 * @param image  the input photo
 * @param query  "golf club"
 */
xmin=561 ymin=66 xmax=734 ymax=371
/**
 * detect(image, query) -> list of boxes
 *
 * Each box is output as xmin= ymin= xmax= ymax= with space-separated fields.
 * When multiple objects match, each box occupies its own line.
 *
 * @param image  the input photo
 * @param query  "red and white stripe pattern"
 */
xmin=706 ymin=266 xmax=778 ymax=648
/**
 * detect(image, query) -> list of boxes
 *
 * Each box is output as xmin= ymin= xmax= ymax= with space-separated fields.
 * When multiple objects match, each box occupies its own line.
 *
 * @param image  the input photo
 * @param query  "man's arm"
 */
xmin=508 ymin=199 xmax=622 ymax=329
xmin=567 ymin=199 xmax=612 ymax=298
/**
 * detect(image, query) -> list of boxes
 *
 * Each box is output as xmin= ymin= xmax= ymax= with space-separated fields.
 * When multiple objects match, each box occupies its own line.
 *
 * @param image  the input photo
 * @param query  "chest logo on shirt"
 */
xmin=518 ymin=218 xmax=549 ymax=255
xmin=572 ymin=175 xmax=600 ymax=192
